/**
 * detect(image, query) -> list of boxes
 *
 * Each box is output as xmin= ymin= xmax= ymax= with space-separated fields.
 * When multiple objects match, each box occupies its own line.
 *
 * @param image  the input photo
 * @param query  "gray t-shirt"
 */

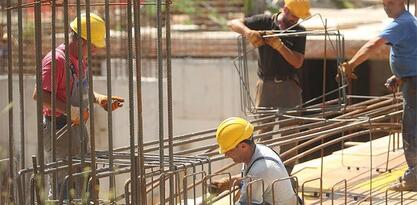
xmin=238 ymin=144 xmax=298 ymax=205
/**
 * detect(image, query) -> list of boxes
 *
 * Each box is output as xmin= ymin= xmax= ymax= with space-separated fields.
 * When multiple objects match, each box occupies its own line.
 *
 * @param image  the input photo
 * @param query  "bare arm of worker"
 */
xmin=209 ymin=174 xmax=242 ymax=195
xmin=228 ymin=19 xmax=265 ymax=48
xmin=264 ymin=35 xmax=304 ymax=69
xmin=32 ymin=87 xmax=67 ymax=113
xmin=276 ymin=46 xmax=304 ymax=69
xmin=347 ymin=37 xmax=388 ymax=71
xmin=227 ymin=19 xmax=252 ymax=36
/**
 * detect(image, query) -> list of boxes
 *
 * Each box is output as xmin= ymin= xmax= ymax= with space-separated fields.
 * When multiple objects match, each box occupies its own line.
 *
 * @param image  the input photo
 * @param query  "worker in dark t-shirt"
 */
xmin=227 ymin=0 xmax=311 ymax=174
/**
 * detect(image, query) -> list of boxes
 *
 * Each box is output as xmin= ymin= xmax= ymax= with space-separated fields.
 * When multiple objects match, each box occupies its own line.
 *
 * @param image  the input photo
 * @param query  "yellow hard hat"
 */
xmin=70 ymin=13 xmax=106 ymax=48
xmin=284 ymin=0 xmax=311 ymax=19
xmin=215 ymin=117 xmax=254 ymax=154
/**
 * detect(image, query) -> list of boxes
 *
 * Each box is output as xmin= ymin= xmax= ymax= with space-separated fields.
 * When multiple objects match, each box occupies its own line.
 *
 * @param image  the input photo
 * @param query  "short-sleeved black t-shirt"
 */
xmin=244 ymin=13 xmax=306 ymax=78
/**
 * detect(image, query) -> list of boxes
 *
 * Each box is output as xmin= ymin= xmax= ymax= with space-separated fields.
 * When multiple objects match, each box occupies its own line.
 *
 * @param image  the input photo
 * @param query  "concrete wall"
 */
xmin=0 ymin=57 xmax=260 ymax=198
xmin=0 ymin=58 xmax=259 ymax=163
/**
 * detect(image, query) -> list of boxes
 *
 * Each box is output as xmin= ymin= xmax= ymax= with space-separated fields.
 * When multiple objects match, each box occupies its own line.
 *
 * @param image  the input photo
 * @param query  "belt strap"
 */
xmin=260 ymin=75 xmax=294 ymax=81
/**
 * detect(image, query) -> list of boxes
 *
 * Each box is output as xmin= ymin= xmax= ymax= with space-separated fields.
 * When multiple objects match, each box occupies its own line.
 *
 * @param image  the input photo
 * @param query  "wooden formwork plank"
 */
xmin=293 ymin=135 xmax=405 ymax=192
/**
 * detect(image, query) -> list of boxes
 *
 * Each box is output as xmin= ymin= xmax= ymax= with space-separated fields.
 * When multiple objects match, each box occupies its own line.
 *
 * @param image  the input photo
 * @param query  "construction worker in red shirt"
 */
xmin=33 ymin=13 xmax=124 ymax=199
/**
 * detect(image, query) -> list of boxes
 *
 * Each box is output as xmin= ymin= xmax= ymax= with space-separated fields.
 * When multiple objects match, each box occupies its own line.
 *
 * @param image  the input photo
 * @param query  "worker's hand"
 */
xmin=385 ymin=75 xmax=402 ymax=92
xmin=246 ymin=30 xmax=265 ymax=48
xmin=208 ymin=178 xmax=232 ymax=195
xmin=337 ymin=62 xmax=358 ymax=82
xmin=96 ymin=94 xmax=125 ymax=111
xmin=70 ymin=106 xmax=89 ymax=125
xmin=264 ymin=32 xmax=284 ymax=51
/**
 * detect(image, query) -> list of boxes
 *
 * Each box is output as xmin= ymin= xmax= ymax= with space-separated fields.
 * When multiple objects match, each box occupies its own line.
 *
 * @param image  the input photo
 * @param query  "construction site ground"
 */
xmin=207 ymin=133 xmax=414 ymax=205
xmin=293 ymin=134 xmax=417 ymax=205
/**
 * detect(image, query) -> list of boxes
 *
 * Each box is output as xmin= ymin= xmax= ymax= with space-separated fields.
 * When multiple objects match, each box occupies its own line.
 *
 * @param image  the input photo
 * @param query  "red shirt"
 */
xmin=41 ymin=44 xmax=86 ymax=116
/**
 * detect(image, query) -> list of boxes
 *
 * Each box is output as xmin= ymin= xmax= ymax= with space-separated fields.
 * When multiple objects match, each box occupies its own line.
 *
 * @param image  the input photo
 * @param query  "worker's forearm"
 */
xmin=230 ymin=174 xmax=242 ymax=186
xmin=276 ymin=46 xmax=304 ymax=69
xmin=227 ymin=19 xmax=251 ymax=36
xmin=348 ymin=46 xmax=372 ymax=71
xmin=348 ymin=37 xmax=387 ymax=71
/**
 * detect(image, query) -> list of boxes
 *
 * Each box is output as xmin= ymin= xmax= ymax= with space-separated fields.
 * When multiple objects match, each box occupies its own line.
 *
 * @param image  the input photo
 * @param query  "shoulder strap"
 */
xmin=245 ymin=156 xmax=282 ymax=176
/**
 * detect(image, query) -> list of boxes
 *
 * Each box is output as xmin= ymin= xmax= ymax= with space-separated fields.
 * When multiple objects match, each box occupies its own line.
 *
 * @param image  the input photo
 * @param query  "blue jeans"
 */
xmin=401 ymin=76 xmax=417 ymax=183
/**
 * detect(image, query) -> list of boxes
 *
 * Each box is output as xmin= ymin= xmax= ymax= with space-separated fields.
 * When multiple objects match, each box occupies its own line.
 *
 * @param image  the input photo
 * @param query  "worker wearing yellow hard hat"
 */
xmin=70 ymin=13 xmax=106 ymax=48
xmin=33 ymin=12 xmax=124 ymax=200
xmin=210 ymin=117 xmax=300 ymax=205
xmin=284 ymin=0 xmax=311 ymax=19
xmin=227 ymin=0 xmax=311 ymax=176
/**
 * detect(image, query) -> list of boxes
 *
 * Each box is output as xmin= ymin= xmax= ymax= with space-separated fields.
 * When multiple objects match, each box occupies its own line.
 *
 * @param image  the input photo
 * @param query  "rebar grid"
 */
xmin=1 ymin=1 xmax=414 ymax=205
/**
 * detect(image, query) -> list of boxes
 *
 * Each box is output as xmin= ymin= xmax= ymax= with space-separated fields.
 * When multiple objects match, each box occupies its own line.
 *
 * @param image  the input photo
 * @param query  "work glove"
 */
xmin=96 ymin=94 xmax=125 ymax=111
xmin=385 ymin=75 xmax=402 ymax=92
xmin=336 ymin=62 xmax=358 ymax=82
xmin=208 ymin=178 xmax=232 ymax=195
xmin=246 ymin=30 xmax=265 ymax=48
xmin=70 ymin=106 xmax=89 ymax=125
xmin=264 ymin=31 xmax=285 ymax=51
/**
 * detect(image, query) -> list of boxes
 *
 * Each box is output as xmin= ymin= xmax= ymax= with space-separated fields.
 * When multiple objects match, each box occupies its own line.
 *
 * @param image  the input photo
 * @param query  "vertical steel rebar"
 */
xmin=17 ymin=0 xmax=26 ymax=202
xmin=84 ymin=3 xmax=98 ymax=203
xmin=32 ymin=156 xmax=40 ymax=205
xmin=156 ymin=0 xmax=166 ymax=203
xmin=133 ymin=0 xmax=146 ymax=204
xmin=6 ymin=0 xmax=14 ymax=203
xmin=75 ymin=0 xmax=86 ymax=178
xmin=63 ymin=0 xmax=74 ymax=202
xmin=104 ymin=0 xmax=116 ymax=203
xmin=34 ymin=0 xmax=46 ymax=202
xmin=165 ymin=0 xmax=175 ymax=204
xmin=318 ymin=19 xmax=328 ymax=205
xmin=368 ymin=117 xmax=373 ymax=204
xmin=127 ymin=0 xmax=138 ymax=203
xmin=50 ymin=0 xmax=58 ymax=199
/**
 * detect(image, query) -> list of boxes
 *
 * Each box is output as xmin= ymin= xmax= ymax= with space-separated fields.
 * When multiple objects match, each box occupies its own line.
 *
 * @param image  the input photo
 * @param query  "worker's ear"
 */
xmin=239 ymin=141 xmax=249 ymax=150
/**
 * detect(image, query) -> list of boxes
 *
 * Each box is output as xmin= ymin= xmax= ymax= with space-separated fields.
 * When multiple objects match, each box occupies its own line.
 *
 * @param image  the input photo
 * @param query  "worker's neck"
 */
xmin=394 ymin=7 xmax=406 ymax=18
xmin=68 ymin=39 xmax=85 ymax=60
